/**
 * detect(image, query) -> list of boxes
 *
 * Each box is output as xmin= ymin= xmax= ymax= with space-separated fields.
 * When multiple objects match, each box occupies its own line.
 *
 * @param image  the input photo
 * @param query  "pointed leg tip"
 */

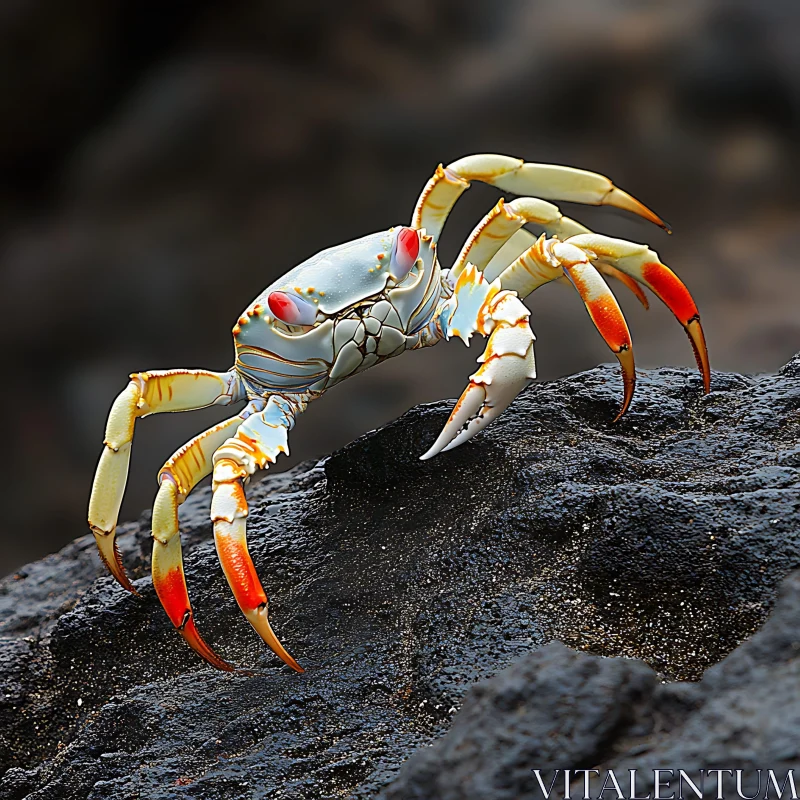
xmin=684 ymin=317 xmax=711 ymax=396
xmin=611 ymin=392 xmax=633 ymax=423
xmin=608 ymin=187 xmax=670 ymax=232
xmin=649 ymin=211 xmax=672 ymax=234
xmin=277 ymin=651 xmax=304 ymax=674
xmin=642 ymin=206 xmax=671 ymax=233
xmin=93 ymin=529 xmax=138 ymax=594
xmin=180 ymin=617 xmax=238 ymax=672
xmin=276 ymin=646 xmax=305 ymax=674
xmin=246 ymin=605 xmax=304 ymax=674
xmin=647 ymin=214 xmax=670 ymax=234
xmin=613 ymin=347 xmax=636 ymax=423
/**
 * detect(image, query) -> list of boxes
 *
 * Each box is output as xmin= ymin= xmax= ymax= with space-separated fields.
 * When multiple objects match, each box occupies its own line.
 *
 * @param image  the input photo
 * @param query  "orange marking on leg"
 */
xmin=582 ymin=298 xmax=635 ymax=417
xmin=641 ymin=262 xmax=710 ymax=392
xmin=153 ymin=566 xmax=191 ymax=629
xmin=216 ymin=532 xmax=267 ymax=611
xmin=565 ymin=265 xmax=636 ymax=418
xmin=641 ymin=262 xmax=698 ymax=324
xmin=584 ymin=297 xmax=632 ymax=352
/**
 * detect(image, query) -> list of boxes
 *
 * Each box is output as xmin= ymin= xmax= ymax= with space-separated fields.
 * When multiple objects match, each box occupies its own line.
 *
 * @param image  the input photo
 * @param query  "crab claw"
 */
xmin=567 ymin=234 xmax=711 ymax=393
xmin=422 ymin=280 xmax=536 ymax=460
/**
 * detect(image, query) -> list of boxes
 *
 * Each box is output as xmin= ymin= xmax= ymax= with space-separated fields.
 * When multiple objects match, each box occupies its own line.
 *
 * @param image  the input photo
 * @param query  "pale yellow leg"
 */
xmin=88 ymin=368 xmax=242 ymax=592
xmin=464 ymin=215 xmax=650 ymax=308
xmin=411 ymin=154 xmax=667 ymax=241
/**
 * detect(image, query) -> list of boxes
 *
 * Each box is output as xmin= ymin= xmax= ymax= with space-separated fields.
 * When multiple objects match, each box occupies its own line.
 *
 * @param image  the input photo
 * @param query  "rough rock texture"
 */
xmin=1 ymin=357 xmax=799 ymax=798
xmin=384 ymin=570 xmax=800 ymax=800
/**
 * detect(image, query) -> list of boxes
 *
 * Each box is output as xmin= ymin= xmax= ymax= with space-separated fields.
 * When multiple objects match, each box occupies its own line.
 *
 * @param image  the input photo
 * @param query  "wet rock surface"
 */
xmin=1 ymin=358 xmax=799 ymax=799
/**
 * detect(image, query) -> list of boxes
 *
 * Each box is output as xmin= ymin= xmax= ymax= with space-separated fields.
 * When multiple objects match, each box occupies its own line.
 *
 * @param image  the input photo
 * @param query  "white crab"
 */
xmin=88 ymin=154 xmax=710 ymax=672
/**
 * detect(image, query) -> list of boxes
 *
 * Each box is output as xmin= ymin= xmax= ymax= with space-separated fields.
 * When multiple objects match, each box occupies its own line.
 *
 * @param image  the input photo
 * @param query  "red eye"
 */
xmin=392 ymin=227 xmax=420 ymax=279
xmin=267 ymin=291 xmax=316 ymax=325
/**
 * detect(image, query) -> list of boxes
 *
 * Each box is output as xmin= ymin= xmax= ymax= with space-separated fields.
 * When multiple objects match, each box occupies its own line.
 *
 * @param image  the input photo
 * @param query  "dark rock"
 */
xmin=384 ymin=570 xmax=800 ymax=800
xmin=1 ymin=357 xmax=799 ymax=798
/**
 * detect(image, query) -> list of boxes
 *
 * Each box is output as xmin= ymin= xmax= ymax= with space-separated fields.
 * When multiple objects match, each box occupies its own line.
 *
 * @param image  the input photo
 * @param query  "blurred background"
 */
xmin=1 ymin=0 xmax=799 ymax=576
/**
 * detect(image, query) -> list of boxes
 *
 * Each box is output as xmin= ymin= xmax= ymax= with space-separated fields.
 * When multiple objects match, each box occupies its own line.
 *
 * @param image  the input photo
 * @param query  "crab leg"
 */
xmin=565 ymin=234 xmax=710 ymax=392
xmin=493 ymin=234 xmax=636 ymax=418
xmin=421 ymin=265 xmax=536 ymax=459
xmin=412 ymin=154 xmax=668 ymax=242
xmin=470 ymin=225 xmax=651 ymax=316
xmin=151 ymin=413 xmax=247 ymax=671
xmin=452 ymin=197 xmax=590 ymax=281
xmin=89 ymin=369 xmax=242 ymax=592
xmin=597 ymin=263 xmax=650 ymax=310
xmin=210 ymin=394 xmax=307 ymax=672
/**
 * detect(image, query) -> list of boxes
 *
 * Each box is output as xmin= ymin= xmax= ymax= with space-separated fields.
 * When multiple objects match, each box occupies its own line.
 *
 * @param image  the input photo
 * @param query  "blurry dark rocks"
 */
xmin=2 ymin=0 xmax=800 ymax=573
xmin=0 ymin=356 xmax=798 ymax=798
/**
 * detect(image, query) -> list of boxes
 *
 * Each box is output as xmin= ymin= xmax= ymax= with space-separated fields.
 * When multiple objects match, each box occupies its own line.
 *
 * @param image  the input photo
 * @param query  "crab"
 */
xmin=88 ymin=153 xmax=710 ymax=672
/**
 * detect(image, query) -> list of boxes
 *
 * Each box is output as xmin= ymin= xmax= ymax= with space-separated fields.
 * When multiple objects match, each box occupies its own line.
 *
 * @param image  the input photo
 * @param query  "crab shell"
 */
xmin=233 ymin=228 xmax=442 ymax=393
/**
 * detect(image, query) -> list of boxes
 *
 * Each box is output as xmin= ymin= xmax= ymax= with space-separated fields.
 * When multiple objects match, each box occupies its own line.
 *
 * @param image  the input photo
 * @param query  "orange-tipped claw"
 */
xmin=639 ymin=261 xmax=711 ymax=393
xmin=562 ymin=258 xmax=636 ymax=420
xmin=93 ymin=529 xmax=139 ymax=595
xmin=152 ymin=535 xmax=235 ymax=671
